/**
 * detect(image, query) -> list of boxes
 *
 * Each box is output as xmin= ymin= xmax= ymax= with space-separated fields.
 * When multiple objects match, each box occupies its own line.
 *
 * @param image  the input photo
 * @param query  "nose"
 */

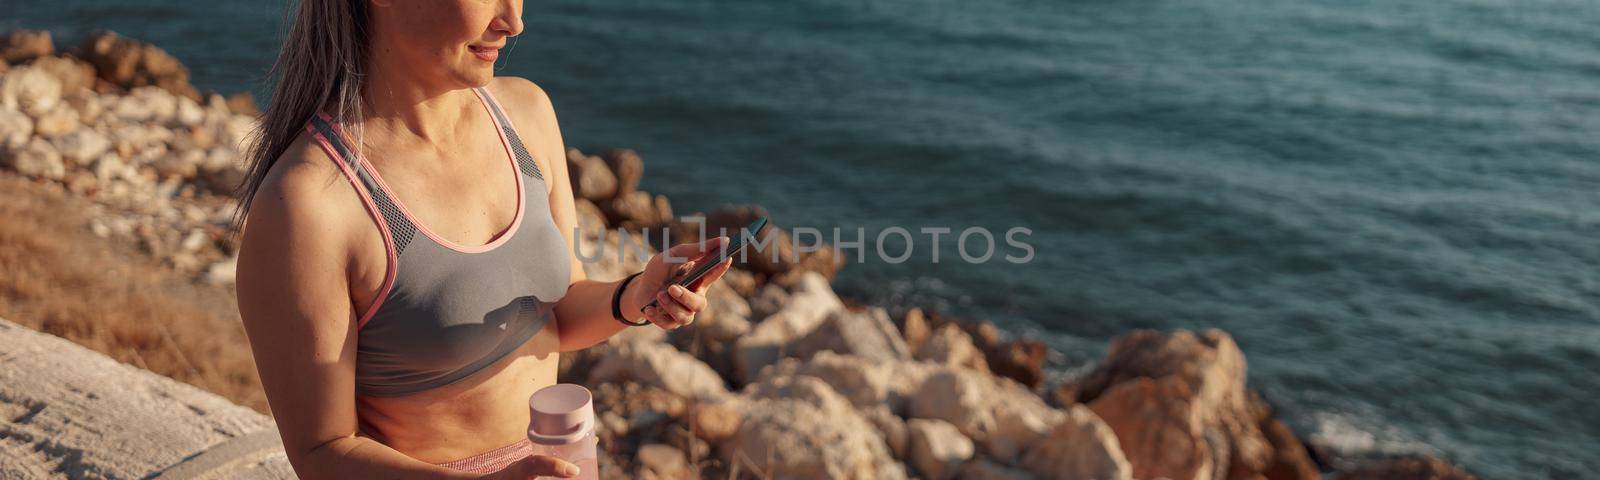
xmin=492 ymin=0 xmax=524 ymax=38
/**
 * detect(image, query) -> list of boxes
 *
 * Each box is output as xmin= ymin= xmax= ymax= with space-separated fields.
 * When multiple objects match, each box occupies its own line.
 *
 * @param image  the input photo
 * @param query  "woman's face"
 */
xmin=369 ymin=0 xmax=524 ymax=89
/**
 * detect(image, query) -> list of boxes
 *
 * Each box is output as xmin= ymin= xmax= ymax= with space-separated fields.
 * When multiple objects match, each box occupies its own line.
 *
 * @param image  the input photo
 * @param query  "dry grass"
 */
xmin=0 ymin=173 xmax=268 ymax=413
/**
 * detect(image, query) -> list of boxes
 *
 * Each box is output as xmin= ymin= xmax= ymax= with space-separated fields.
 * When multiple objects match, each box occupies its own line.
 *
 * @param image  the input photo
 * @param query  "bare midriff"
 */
xmin=353 ymin=322 xmax=561 ymax=463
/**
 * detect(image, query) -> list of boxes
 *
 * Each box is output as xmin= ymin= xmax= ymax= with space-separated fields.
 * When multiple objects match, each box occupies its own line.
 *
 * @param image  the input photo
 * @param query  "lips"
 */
xmin=468 ymin=44 xmax=500 ymax=62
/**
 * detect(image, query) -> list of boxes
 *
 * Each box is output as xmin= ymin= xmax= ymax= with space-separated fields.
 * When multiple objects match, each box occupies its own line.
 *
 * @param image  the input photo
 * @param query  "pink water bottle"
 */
xmin=527 ymin=383 xmax=600 ymax=479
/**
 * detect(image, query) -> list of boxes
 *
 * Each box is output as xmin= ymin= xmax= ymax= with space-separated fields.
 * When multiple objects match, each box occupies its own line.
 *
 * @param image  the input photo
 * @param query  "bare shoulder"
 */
xmin=238 ymin=130 xmax=364 ymax=267
xmin=487 ymin=76 xmax=552 ymax=115
xmin=487 ymin=77 xmax=560 ymax=138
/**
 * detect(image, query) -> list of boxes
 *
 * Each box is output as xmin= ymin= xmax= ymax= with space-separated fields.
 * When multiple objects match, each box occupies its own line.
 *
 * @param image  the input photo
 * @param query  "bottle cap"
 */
xmin=527 ymin=383 xmax=595 ymax=445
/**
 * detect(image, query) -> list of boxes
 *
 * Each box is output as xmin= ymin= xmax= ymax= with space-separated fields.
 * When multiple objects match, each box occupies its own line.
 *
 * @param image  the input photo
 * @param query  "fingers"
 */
xmin=686 ymin=258 xmax=734 ymax=292
xmin=492 ymin=455 xmax=578 ymax=479
xmin=669 ymin=283 xmax=709 ymax=311
xmin=645 ymin=285 xmax=706 ymax=330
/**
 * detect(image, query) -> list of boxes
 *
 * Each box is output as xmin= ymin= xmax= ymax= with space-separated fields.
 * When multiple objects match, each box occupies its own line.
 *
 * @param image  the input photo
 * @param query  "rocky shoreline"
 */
xmin=0 ymin=29 xmax=1477 ymax=479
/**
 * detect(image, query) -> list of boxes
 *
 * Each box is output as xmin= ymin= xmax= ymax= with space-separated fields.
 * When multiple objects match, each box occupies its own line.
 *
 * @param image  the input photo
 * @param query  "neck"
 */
xmin=361 ymin=50 xmax=473 ymax=143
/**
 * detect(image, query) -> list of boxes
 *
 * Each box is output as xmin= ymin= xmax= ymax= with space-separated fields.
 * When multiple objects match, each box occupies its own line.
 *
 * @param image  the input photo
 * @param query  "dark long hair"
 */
xmin=229 ymin=0 xmax=370 ymax=235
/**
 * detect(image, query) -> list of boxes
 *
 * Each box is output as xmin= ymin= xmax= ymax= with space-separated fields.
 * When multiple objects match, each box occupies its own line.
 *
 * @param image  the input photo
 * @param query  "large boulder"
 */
xmin=78 ymin=31 xmax=199 ymax=100
xmin=907 ymin=368 xmax=1063 ymax=464
xmin=695 ymin=281 xmax=752 ymax=341
xmin=590 ymin=340 xmax=729 ymax=402
xmin=759 ymin=352 xmax=933 ymax=414
xmin=0 ymin=318 xmax=290 ymax=479
xmin=722 ymin=376 xmax=904 ymax=479
xmin=2 ymin=30 xmax=54 ymax=63
xmin=906 ymin=418 xmax=974 ymax=480
xmin=915 ymin=323 xmax=989 ymax=373
xmin=601 ymin=148 xmax=644 ymax=194
xmin=667 ymin=281 xmax=751 ymax=382
xmin=565 ymin=148 xmax=618 ymax=202
xmin=1072 ymin=329 xmax=1317 ymax=480
xmin=861 ymin=406 xmax=910 ymax=460
xmin=1021 ymin=405 xmax=1133 ymax=480
xmin=604 ymin=190 xmax=669 ymax=229
xmin=789 ymin=307 xmax=912 ymax=362
xmin=987 ymin=339 xmax=1048 ymax=389
xmin=731 ymin=272 xmax=844 ymax=384
xmin=1090 ymin=376 xmax=1214 ymax=480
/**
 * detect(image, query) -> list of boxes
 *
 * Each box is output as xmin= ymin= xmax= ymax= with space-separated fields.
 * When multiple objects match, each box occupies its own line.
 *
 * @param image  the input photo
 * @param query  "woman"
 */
xmin=231 ymin=0 xmax=731 ymax=478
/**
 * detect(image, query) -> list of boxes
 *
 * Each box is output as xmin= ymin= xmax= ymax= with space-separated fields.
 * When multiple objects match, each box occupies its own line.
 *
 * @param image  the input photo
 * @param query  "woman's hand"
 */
xmin=623 ymin=236 xmax=735 ymax=329
xmin=477 ymin=455 xmax=580 ymax=479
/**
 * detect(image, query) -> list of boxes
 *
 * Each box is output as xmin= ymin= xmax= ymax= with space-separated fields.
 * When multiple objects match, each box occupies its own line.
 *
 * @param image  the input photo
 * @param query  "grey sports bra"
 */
xmin=305 ymin=87 xmax=571 ymax=397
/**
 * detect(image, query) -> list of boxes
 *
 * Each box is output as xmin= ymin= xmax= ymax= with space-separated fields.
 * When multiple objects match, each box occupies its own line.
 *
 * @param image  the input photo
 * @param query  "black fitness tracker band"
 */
xmin=612 ymin=272 xmax=649 ymax=326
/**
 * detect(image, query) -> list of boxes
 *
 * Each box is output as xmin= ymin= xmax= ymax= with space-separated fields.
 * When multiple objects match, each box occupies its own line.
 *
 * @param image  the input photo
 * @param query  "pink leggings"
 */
xmin=435 ymin=438 xmax=534 ymax=474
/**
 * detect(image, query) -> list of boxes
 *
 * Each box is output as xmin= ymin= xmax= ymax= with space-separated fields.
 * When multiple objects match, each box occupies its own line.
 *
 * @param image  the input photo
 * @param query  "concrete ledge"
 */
xmin=0 ymin=318 xmax=293 ymax=479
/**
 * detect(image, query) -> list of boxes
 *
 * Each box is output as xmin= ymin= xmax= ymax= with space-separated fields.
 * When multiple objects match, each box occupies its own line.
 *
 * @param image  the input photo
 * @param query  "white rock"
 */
xmin=133 ymin=86 xmax=178 ymax=123
xmin=0 ymin=317 xmax=289 ymax=478
xmin=89 ymin=218 xmax=112 ymax=237
xmin=52 ymin=129 xmax=111 ymax=165
xmin=206 ymin=93 xmax=230 ymax=118
xmin=175 ymin=95 xmax=205 ymax=126
xmin=1 ymin=66 xmax=62 ymax=118
xmin=111 ymin=123 xmax=175 ymax=153
xmin=590 ymin=340 xmax=729 ymax=401
xmin=907 ymin=418 xmax=974 ymax=480
xmin=66 ymin=93 xmax=104 ymax=124
xmin=742 ymin=374 xmax=855 ymax=413
xmin=153 ymin=148 xmax=204 ymax=179
xmin=113 ymin=93 xmax=156 ymax=123
xmin=747 ymin=283 xmax=789 ymax=319
xmin=205 ymin=255 xmax=238 ymax=284
xmin=731 ymin=272 xmax=845 ymax=384
xmin=760 ymin=351 xmax=932 ymax=413
xmin=789 ymin=307 xmax=911 ymax=361
xmin=909 ymin=368 xmax=1064 ymax=463
xmin=4 ymin=137 xmax=65 ymax=179
xmin=32 ymin=106 xmax=78 ymax=138
xmin=635 ymin=443 xmax=693 ymax=479
xmin=1020 ymin=405 xmax=1132 ymax=480
xmin=916 ymin=323 xmax=990 ymax=372
xmin=696 ymin=282 xmax=752 ymax=341
xmin=722 ymin=376 xmax=902 ymax=480
xmin=861 ymin=406 xmax=909 ymax=460
xmin=0 ymin=106 xmax=32 ymax=149
xmin=180 ymin=229 xmax=209 ymax=252
xmin=92 ymin=153 xmax=132 ymax=183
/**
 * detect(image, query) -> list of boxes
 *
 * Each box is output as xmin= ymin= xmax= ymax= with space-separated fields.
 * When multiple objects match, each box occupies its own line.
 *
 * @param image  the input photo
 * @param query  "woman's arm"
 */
xmin=236 ymin=150 xmax=475 ymax=479
xmin=235 ymin=139 xmax=574 ymax=480
xmin=493 ymin=77 xmax=731 ymax=350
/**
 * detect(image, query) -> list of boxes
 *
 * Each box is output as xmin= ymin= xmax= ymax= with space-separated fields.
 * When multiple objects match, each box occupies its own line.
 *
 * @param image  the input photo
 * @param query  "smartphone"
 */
xmin=642 ymin=217 xmax=769 ymax=310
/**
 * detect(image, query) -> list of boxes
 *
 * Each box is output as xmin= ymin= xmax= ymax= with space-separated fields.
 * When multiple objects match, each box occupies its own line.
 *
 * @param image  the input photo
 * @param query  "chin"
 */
xmin=453 ymin=69 xmax=496 ymax=89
